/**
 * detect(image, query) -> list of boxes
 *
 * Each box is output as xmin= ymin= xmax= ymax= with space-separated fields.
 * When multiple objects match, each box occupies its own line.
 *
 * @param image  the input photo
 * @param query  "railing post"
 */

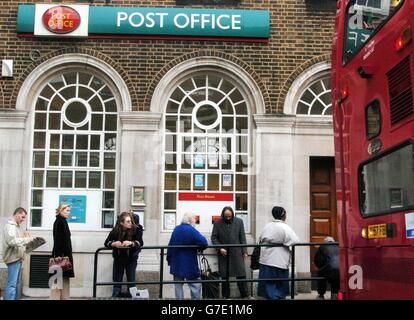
xmin=290 ymin=244 xmax=296 ymax=300
xmin=226 ymin=245 xmax=230 ymax=297
xmin=93 ymin=248 xmax=99 ymax=298
xmin=159 ymin=248 xmax=165 ymax=299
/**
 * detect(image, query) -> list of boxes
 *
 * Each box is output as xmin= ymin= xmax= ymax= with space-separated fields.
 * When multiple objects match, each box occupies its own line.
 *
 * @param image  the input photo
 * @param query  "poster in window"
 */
xmin=194 ymin=154 xmax=205 ymax=168
xmin=59 ymin=195 xmax=87 ymax=223
xmin=164 ymin=213 xmax=176 ymax=230
xmin=223 ymin=174 xmax=232 ymax=187
xmin=211 ymin=215 xmax=221 ymax=224
xmin=208 ymin=154 xmax=218 ymax=168
xmin=131 ymin=186 xmax=145 ymax=206
xmin=132 ymin=210 xmax=145 ymax=230
xmin=236 ymin=213 xmax=248 ymax=230
xmin=194 ymin=174 xmax=205 ymax=188
xmin=390 ymin=188 xmax=403 ymax=208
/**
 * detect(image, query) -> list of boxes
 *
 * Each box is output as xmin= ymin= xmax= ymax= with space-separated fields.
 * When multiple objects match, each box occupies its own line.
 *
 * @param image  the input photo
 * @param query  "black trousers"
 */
xmin=222 ymin=276 xmax=249 ymax=298
xmin=112 ymin=258 xmax=138 ymax=297
xmin=317 ymin=270 xmax=339 ymax=296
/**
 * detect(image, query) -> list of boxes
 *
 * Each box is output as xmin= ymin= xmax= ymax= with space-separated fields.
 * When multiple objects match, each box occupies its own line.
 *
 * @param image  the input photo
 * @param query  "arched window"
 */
xmin=296 ymin=76 xmax=332 ymax=116
xmin=30 ymin=71 xmax=118 ymax=229
xmin=283 ymin=62 xmax=332 ymax=117
xmin=163 ymin=72 xmax=250 ymax=231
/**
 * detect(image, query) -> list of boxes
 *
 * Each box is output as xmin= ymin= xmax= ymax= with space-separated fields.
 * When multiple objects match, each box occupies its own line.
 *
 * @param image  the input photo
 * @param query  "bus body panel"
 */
xmin=332 ymin=0 xmax=414 ymax=299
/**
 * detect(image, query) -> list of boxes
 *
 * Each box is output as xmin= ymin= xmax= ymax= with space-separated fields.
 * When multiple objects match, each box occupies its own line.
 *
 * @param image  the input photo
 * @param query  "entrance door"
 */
xmin=310 ymin=157 xmax=338 ymax=274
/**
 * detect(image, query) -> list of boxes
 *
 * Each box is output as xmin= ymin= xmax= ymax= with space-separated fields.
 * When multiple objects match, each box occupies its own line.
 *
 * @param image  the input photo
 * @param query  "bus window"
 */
xmin=343 ymin=0 xmax=403 ymax=64
xmin=359 ymin=142 xmax=414 ymax=216
xmin=365 ymin=100 xmax=381 ymax=139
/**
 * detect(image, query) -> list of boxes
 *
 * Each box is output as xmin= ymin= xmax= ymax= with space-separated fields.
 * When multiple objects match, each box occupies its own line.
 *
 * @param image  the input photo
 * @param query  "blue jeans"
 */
xmin=173 ymin=275 xmax=201 ymax=299
xmin=257 ymin=264 xmax=289 ymax=300
xmin=5 ymin=260 xmax=22 ymax=300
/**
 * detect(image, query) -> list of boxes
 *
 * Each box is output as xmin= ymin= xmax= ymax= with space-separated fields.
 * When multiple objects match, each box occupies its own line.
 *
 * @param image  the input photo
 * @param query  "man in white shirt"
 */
xmin=257 ymin=206 xmax=299 ymax=300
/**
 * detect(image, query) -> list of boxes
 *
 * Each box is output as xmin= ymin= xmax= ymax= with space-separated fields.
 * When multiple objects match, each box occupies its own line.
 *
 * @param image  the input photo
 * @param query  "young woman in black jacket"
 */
xmin=104 ymin=212 xmax=144 ymax=297
xmin=50 ymin=203 xmax=74 ymax=300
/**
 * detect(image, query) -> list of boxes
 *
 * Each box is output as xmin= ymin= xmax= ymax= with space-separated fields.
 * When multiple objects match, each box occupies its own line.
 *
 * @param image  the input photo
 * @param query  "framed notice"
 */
xmin=131 ymin=186 xmax=145 ymax=206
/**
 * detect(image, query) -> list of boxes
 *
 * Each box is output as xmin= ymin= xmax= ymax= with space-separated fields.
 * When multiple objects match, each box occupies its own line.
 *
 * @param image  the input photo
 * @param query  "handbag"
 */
xmin=250 ymin=246 xmax=261 ymax=270
xmin=199 ymin=254 xmax=220 ymax=299
xmin=49 ymin=256 xmax=72 ymax=272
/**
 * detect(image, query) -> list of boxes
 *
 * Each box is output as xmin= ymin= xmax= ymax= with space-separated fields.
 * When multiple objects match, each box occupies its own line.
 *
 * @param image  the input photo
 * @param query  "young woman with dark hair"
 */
xmin=104 ymin=212 xmax=144 ymax=297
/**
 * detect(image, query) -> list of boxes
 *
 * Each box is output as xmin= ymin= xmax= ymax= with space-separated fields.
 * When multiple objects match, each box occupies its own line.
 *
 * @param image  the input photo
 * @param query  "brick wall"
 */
xmin=0 ymin=0 xmax=335 ymax=113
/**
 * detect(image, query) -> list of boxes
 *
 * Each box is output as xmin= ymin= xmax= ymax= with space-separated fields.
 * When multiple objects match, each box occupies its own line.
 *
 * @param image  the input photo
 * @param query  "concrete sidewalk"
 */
xmin=16 ymin=291 xmax=334 ymax=300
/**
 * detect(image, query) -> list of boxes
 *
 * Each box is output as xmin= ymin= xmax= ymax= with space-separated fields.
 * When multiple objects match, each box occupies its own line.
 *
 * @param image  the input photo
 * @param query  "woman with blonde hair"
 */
xmin=50 ymin=203 xmax=74 ymax=300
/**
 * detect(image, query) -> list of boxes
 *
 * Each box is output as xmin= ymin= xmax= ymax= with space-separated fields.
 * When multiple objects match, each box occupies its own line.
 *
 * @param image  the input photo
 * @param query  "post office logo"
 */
xmin=42 ymin=6 xmax=81 ymax=34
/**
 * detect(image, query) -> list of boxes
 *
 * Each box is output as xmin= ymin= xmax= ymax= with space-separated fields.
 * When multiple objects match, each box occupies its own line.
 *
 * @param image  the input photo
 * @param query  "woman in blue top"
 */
xmin=167 ymin=212 xmax=208 ymax=299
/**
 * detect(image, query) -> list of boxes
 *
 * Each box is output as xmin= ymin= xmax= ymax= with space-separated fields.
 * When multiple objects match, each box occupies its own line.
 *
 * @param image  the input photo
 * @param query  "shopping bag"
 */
xmin=199 ymin=255 xmax=220 ymax=299
xmin=129 ymin=287 xmax=149 ymax=300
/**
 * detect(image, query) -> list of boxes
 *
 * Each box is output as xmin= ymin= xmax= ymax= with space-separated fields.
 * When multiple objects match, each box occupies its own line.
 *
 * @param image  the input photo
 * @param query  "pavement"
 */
xmin=16 ymin=291 xmax=332 ymax=300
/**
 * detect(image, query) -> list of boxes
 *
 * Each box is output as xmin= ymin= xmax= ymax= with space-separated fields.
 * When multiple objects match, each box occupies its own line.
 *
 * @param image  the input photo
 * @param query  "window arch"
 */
xmin=163 ymin=72 xmax=250 ymax=232
xmin=296 ymin=76 xmax=332 ymax=115
xmin=283 ymin=61 xmax=332 ymax=116
xmin=30 ymin=71 xmax=118 ymax=229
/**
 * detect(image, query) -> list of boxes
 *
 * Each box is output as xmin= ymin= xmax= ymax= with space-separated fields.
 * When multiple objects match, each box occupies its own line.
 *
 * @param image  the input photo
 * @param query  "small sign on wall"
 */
xmin=2 ymin=60 xmax=13 ymax=77
xmin=405 ymin=212 xmax=414 ymax=238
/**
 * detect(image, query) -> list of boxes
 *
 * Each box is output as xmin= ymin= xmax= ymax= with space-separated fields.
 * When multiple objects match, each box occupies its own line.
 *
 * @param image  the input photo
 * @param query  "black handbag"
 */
xmin=199 ymin=255 xmax=220 ymax=299
xmin=250 ymin=246 xmax=261 ymax=270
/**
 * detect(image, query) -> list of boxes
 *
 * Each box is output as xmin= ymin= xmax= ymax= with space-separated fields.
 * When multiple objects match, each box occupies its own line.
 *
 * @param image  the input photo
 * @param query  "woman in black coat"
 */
xmin=50 ymin=203 xmax=74 ymax=300
xmin=104 ymin=212 xmax=144 ymax=297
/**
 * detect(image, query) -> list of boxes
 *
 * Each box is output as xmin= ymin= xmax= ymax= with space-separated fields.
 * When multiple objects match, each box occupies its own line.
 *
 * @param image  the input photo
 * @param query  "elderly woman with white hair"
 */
xmin=167 ymin=212 xmax=208 ymax=299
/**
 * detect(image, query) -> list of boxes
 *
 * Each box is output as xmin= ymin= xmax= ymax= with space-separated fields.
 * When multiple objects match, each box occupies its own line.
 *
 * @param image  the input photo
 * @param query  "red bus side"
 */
xmin=332 ymin=0 xmax=414 ymax=299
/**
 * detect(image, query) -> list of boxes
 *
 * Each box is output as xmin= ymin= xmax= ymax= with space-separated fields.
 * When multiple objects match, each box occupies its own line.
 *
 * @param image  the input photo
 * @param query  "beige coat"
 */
xmin=2 ymin=219 xmax=32 ymax=264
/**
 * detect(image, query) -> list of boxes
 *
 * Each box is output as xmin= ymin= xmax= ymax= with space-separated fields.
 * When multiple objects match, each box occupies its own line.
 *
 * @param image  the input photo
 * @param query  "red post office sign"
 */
xmin=42 ymin=6 xmax=81 ymax=34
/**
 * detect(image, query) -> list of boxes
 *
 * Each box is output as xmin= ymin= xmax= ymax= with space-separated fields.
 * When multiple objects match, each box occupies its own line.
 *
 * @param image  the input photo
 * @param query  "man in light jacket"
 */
xmin=2 ymin=207 xmax=34 ymax=300
xmin=258 ymin=206 xmax=299 ymax=300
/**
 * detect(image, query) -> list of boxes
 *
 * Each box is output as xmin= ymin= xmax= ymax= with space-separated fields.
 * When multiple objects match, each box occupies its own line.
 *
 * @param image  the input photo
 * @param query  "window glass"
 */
xmin=359 ymin=142 xmax=414 ymax=216
xmin=366 ymin=100 xmax=381 ymax=139
xmin=344 ymin=0 xmax=403 ymax=64
xmin=163 ymin=73 xmax=250 ymax=231
xmin=30 ymin=71 xmax=118 ymax=228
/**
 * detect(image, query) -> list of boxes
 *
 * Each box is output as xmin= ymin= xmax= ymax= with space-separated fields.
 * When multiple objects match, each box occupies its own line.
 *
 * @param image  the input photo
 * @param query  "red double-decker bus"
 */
xmin=332 ymin=0 xmax=414 ymax=299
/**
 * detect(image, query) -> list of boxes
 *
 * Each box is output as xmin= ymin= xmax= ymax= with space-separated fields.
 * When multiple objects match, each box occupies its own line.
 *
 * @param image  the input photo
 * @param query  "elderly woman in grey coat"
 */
xmin=211 ymin=206 xmax=249 ymax=299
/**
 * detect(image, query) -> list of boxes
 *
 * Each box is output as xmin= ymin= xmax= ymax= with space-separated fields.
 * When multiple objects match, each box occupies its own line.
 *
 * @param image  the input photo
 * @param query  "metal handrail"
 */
xmin=92 ymin=242 xmax=339 ymax=299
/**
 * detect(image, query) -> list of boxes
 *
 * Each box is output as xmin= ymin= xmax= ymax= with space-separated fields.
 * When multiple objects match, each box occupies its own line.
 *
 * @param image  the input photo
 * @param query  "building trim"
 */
xmin=0 ymin=110 xmax=28 ymax=129
xmin=150 ymin=56 xmax=266 ymax=116
xmin=283 ymin=60 xmax=332 ymax=115
xmin=119 ymin=112 xmax=162 ymax=131
xmin=15 ymin=53 xmax=133 ymax=113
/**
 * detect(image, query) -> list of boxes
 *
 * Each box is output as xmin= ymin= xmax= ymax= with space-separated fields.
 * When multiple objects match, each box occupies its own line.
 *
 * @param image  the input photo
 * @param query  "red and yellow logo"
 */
xmin=42 ymin=6 xmax=81 ymax=34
